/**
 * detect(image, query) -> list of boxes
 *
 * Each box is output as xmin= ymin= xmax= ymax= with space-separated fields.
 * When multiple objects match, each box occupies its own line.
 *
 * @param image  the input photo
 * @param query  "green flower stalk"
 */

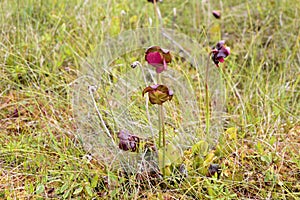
xmin=206 ymin=40 xmax=230 ymax=137
xmin=143 ymin=84 xmax=173 ymax=177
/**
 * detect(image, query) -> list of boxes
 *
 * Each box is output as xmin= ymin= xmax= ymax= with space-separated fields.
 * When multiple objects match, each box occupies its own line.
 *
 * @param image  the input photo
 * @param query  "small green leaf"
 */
xmin=261 ymin=154 xmax=272 ymax=164
xmin=191 ymin=140 xmax=209 ymax=156
xmin=63 ymin=189 xmax=71 ymax=199
xmin=35 ymin=184 xmax=45 ymax=194
xmin=107 ymin=171 xmax=118 ymax=182
xmin=207 ymin=185 xmax=215 ymax=197
xmin=91 ymin=175 xmax=99 ymax=188
xmin=164 ymin=165 xmax=172 ymax=177
xmin=73 ymin=186 xmax=83 ymax=195
xmin=225 ymin=127 xmax=237 ymax=141
xmin=60 ymin=182 xmax=69 ymax=193
xmin=256 ymin=141 xmax=264 ymax=155
xmin=203 ymin=152 xmax=215 ymax=167
xmin=29 ymin=182 xmax=35 ymax=193
xmin=85 ymin=185 xmax=94 ymax=197
xmin=192 ymin=156 xmax=204 ymax=169
xmin=269 ymin=136 xmax=276 ymax=146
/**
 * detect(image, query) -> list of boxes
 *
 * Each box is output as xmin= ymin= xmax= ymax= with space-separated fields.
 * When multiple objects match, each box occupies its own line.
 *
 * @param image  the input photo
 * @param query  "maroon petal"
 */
xmin=216 ymin=40 xmax=225 ymax=50
xmin=119 ymin=142 xmax=129 ymax=151
xmin=217 ymin=52 xmax=227 ymax=59
xmin=218 ymin=57 xmax=225 ymax=63
xmin=145 ymin=51 xmax=163 ymax=65
xmin=118 ymin=130 xmax=140 ymax=152
xmin=224 ymin=46 xmax=230 ymax=55
xmin=217 ymin=47 xmax=230 ymax=58
xmin=211 ymin=54 xmax=220 ymax=67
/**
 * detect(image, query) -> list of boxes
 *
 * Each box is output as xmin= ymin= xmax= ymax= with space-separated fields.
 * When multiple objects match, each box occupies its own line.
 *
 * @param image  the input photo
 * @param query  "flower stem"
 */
xmin=153 ymin=0 xmax=166 ymax=176
xmin=156 ymin=73 xmax=162 ymax=148
xmin=160 ymin=104 xmax=166 ymax=177
xmin=158 ymin=105 xmax=162 ymax=147
xmin=205 ymin=53 xmax=211 ymax=137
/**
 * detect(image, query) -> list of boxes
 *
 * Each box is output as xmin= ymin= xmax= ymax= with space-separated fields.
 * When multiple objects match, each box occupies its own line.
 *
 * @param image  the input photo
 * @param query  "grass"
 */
xmin=0 ymin=0 xmax=299 ymax=199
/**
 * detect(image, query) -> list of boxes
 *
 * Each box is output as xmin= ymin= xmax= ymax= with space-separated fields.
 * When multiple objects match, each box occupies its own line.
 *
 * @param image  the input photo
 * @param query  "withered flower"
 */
xmin=207 ymin=163 xmax=221 ymax=178
xmin=118 ymin=130 xmax=140 ymax=152
xmin=145 ymin=46 xmax=172 ymax=73
xmin=142 ymin=84 xmax=173 ymax=105
xmin=211 ymin=40 xmax=230 ymax=67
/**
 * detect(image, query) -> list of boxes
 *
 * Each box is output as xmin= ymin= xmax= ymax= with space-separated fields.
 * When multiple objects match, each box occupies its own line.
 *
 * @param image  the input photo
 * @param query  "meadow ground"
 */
xmin=0 ymin=0 xmax=299 ymax=199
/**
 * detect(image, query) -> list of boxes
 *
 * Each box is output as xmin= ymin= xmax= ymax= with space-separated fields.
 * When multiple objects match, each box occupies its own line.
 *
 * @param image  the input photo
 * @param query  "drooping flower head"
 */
xmin=118 ymin=130 xmax=140 ymax=152
xmin=211 ymin=40 xmax=230 ymax=67
xmin=145 ymin=46 xmax=172 ymax=73
xmin=212 ymin=10 xmax=221 ymax=19
xmin=142 ymin=84 xmax=173 ymax=105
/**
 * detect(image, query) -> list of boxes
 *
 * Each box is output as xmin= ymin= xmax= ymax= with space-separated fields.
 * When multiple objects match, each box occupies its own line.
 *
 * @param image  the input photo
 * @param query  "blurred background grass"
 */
xmin=0 ymin=0 xmax=299 ymax=199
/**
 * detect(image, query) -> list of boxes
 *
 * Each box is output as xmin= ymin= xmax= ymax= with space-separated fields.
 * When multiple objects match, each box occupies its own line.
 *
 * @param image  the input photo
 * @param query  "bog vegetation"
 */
xmin=0 ymin=0 xmax=299 ymax=199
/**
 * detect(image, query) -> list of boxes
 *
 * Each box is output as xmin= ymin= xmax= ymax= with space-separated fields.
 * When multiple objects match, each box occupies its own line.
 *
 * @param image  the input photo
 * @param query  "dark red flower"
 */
xmin=145 ymin=46 xmax=172 ymax=73
xmin=118 ymin=130 xmax=140 ymax=152
xmin=142 ymin=84 xmax=173 ymax=105
xmin=212 ymin=10 xmax=221 ymax=19
xmin=147 ymin=0 xmax=163 ymax=3
xmin=207 ymin=164 xmax=221 ymax=178
xmin=211 ymin=40 xmax=230 ymax=67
